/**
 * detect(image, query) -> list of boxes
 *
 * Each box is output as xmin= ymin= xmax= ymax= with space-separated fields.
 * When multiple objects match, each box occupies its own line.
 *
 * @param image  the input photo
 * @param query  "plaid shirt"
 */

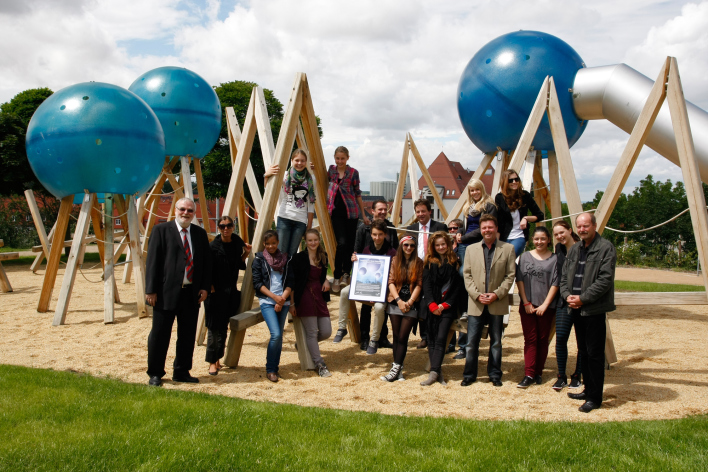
xmin=327 ymin=165 xmax=361 ymax=219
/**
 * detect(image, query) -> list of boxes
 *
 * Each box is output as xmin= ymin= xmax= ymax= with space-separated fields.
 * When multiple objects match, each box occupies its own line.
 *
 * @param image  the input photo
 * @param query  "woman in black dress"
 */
xmin=204 ymin=216 xmax=251 ymax=375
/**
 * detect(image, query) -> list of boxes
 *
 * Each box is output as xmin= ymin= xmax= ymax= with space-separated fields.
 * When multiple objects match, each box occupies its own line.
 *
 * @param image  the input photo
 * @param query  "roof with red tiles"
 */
xmin=403 ymin=152 xmax=494 ymax=199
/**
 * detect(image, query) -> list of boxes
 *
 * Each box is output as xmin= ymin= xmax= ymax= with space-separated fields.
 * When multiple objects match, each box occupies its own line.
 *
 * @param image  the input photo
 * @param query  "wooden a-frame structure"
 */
xmin=391 ymin=132 xmax=449 ymax=226
xmin=220 ymin=73 xmax=339 ymax=369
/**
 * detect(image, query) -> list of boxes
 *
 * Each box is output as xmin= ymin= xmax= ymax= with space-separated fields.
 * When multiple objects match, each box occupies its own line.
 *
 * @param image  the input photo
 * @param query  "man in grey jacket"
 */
xmin=560 ymin=212 xmax=616 ymax=413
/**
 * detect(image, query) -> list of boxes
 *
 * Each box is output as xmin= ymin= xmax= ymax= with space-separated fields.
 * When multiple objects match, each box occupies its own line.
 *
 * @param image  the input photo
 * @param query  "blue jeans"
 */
xmin=463 ymin=308 xmax=504 ymax=381
xmin=507 ymin=237 xmax=526 ymax=258
xmin=261 ymin=303 xmax=288 ymax=373
xmin=456 ymin=244 xmax=468 ymax=277
xmin=276 ymin=217 xmax=307 ymax=257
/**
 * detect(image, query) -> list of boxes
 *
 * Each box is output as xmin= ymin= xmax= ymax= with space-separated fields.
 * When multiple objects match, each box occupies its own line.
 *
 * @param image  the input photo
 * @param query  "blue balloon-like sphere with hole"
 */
xmin=457 ymin=31 xmax=587 ymax=153
xmin=129 ymin=67 xmax=221 ymax=158
xmin=25 ymin=82 xmax=165 ymax=199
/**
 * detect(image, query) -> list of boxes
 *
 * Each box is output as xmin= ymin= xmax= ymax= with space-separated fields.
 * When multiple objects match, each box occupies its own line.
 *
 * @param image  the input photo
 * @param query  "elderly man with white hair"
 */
xmin=145 ymin=197 xmax=212 ymax=386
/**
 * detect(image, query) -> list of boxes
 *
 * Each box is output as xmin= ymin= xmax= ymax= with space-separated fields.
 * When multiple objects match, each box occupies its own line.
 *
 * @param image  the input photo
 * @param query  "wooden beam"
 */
xmin=594 ymin=59 xmax=671 ymax=233
xmin=547 ymin=77 xmax=583 ymax=229
xmin=139 ymin=156 xmax=178 ymax=223
xmin=407 ymin=147 xmax=419 ymax=215
xmin=0 ymin=263 xmax=12 ymax=292
xmin=0 ymin=252 xmax=19 ymax=262
xmin=547 ymin=151 xmax=563 ymax=222
xmin=30 ymin=221 xmax=55 ymax=272
xmin=408 ymin=134 xmax=448 ymax=220
xmin=445 ymin=152 xmax=495 ymax=224
xmin=104 ymin=194 xmax=115 ymax=323
xmin=391 ymin=137 xmax=410 ymax=226
xmin=532 ymin=155 xmax=551 ymax=216
xmin=223 ymin=90 xmax=258 ymax=218
xmin=53 ymin=193 xmax=95 ymax=325
xmin=180 ymin=155 xmax=193 ymax=200
xmin=224 ymin=73 xmax=305 ymax=368
xmin=292 ymin=317 xmax=316 ymax=370
xmin=347 ymin=299 xmax=362 ymax=344
xmin=193 ymin=159 xmax=212 ymax=233
xmin=508 ymin=76 xmax=549 ymax=172
xmin=491 ymin=150 xmax=509 ymax=195
xmin=37 ymin=195 xmax=73 ymax=313
xmin=300 ymin=74 xmax=337 ymax=265
xmin=127 ymin=197 xmax=148 ymax=318
xmin=521 ymin=150 xmax=536 ymax=190
xmin=666 ymin=57 xmax=708 ymax=296
xmin=25 ymin=189 xmax=50 ymax=256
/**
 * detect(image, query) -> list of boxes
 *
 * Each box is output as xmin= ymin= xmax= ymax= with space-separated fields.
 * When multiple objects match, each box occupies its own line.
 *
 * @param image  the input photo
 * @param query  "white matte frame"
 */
xmin=349 ymin=254 xmax=392 ymax=304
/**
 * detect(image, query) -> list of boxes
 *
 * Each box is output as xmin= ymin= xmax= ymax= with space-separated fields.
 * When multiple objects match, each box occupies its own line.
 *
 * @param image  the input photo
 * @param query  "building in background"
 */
xmin=400 ymin=152 xmax=494 ymax=223
xmin=369 ymin=181 xmax=397 ymax=201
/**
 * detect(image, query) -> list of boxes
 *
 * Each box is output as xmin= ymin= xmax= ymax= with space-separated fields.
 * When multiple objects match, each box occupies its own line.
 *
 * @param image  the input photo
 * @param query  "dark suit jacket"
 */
xmin=146 ymin=221 xmax=213 ymax=311
xmin=406 ymin=219 xmax=448 ymax=239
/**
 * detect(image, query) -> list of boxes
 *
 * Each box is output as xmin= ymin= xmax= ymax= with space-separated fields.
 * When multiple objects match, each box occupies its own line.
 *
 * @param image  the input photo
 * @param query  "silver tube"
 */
xmin=572 ymin=63 xmax=708 ymax=184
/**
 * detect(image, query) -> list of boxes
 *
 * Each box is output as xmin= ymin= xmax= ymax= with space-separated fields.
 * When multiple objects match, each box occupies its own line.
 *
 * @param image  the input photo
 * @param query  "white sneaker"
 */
xmin=340 ymin=273 xmax=350 ymax=286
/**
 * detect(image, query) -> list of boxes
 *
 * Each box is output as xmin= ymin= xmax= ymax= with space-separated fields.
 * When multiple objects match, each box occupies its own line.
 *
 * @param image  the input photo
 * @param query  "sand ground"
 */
xmin=1 ymin=263 xmax=707 ymax=423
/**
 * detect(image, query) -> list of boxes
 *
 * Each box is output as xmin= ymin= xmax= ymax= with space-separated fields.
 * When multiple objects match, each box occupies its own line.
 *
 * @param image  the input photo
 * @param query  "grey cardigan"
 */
xmin=559 ymin=234 xmax=617 ymax=316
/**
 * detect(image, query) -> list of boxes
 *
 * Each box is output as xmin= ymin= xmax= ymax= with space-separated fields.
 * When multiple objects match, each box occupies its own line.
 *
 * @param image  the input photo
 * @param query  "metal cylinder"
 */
xmin=572 ymin=63 xmax=708 ymax=183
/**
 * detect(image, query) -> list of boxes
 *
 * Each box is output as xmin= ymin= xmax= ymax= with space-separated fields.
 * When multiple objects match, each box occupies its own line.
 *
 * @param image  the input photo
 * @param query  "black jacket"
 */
xmin=495 ymin=191 xmax=545 ymax=242
xmin=204 ymin=234 xmax=246 ymax=329
xmin=252 ymin=252 xmax=295 ymax=300
xmin=560 ymin=234 xmax=617 ymax=316
xmin=459 ymin=202 xmax=499 ymax=245
xmin=290 ymin=251 xmax=331 ymax=307
xmin=145 ymin=221 xmax=212 ymax=311
xmin=354 ymin=218 xmax=399 ymax=253
xmin=422 ymin=259 xmax=462 ymax=320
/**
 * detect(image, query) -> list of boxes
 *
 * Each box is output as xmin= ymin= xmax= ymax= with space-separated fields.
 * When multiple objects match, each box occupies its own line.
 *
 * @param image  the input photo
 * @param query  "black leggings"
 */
xmin=555 ymin=306 xmax=582 ymax=377
xmin=390 ymin=314 xmax=417 ymax=365
xmin=427 ymin=315 xmax=454 ymax=374
xmin=332 ymin=217 xmax=359 ymax=279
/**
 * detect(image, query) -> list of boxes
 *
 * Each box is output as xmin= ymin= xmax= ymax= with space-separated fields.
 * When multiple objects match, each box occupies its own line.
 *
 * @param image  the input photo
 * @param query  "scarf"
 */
xmin=263 ymin=249 xmax=288 ymax=272
xmin=369 ymin=238 xmax=392 ymax=256
xmin=283 ymin=166 xmax=315 ymax=208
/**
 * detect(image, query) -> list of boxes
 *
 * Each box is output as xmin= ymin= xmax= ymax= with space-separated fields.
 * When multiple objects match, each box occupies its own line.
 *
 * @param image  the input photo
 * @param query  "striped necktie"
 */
xmin=182 ymin=228 xmax=194 ymax=283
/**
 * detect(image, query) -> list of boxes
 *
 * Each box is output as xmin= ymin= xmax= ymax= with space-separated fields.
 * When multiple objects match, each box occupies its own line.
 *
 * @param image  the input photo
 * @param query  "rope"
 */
xmin=78 ymin=266 xmax=103 ymax=284
xmin=603 ymin=207 xmax=705 ymax=234
xmin=242 ymin=199 xmax=259 ymax=221
xmin=537 ymin=209 xmax=596 ymax=224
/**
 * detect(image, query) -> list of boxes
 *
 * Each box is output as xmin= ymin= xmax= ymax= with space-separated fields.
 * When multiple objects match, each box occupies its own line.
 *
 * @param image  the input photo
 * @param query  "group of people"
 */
xmin=144 ymin=148 xmax=616 ymax=413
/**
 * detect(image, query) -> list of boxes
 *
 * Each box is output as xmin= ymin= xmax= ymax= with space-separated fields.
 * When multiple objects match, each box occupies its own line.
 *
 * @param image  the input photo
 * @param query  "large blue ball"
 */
xmin=129 ymin=67 xmax=221 ymax=158
xmin=25 ymin=82 xmax=165 ymax=199
xmin=457 ymin=31 xmax=587 ymax=153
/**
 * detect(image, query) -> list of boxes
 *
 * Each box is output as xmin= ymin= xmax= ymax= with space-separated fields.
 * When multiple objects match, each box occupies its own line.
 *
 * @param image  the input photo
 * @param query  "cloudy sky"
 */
xmin=2 ymin=0 xmax=707 ymax=200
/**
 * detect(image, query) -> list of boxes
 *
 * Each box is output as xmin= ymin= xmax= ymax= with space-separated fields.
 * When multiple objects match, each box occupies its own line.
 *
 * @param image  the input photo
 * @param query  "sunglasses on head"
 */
xmin=176 ymin=207 xmax=194 ymax=213
xmin=218 ymin=223 xmax=234 ymax=229
xmin=508 ymin=177 xmax=520 ymax=184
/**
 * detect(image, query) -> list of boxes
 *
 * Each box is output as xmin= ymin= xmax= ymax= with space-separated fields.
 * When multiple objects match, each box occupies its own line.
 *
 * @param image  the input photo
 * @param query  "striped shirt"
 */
xmin=572 ymin=236 xmax=597 ymax=296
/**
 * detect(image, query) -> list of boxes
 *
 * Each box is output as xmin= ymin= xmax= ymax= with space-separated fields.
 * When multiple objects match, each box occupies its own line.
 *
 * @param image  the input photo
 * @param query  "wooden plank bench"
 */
xmin=0 ymin=240 xmax=19 ymax=292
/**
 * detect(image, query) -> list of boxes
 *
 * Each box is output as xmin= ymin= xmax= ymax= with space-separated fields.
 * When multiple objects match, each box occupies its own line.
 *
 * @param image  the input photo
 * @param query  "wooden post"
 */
xmin=347 ymin=299 xmax=362 ymax=344
xmin=490 ymin=150 xmax=508 ymax=196
xmin=521 ymin=150 xmax=536 ymax=190
xmin=547 ymin=151 xmax=563 ymax=222
xmin=224 ymin=73 xmax=305 ymax=367
xmin=666 ymin=57 xmax=708 ymax=294
xmin=391 ymin=137 xmax=410 ymax=226
xmin=0 ymin=240 xmax=15 ymax=293
xmin=508 ymin=76 xmax=550 ymax=172
xmin=53 ymin=193 xmax=95 ymax=325
xmin=180 ymin=155 xmax=193 ymax=200
xmin=292 ymin=317 xmax=316 ymax=370
xmin=407 ymin=151 xmax=419 ymax=213
xmin=37 ymin=195 xmax=74 ymax=313
xmin=409 ymin=133 xmax=448 ymax=220
xmin=194 ymin=159 xmax=212 ymax=233
xmin=127 ymin=197 xmax=148 ymax=318
xmin=222 ymin=90 xmax=258 ymax=218
xmin=104 ymin=194 xmax=115 ymax=324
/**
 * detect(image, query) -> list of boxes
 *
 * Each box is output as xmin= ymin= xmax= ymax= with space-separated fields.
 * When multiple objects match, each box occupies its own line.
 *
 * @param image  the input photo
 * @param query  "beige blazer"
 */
xmin=463 ymin=240 xmax=516 ymax=316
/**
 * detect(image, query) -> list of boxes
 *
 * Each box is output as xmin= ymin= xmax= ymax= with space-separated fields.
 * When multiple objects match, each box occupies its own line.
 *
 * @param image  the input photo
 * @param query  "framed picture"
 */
xmin=349 ymin=254 xmax=392 ymax=303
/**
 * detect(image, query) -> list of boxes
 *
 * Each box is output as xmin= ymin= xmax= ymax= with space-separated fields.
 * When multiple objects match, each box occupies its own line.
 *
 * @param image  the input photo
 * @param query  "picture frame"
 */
xmin=349 ymin=254 xmax=392 ymax=303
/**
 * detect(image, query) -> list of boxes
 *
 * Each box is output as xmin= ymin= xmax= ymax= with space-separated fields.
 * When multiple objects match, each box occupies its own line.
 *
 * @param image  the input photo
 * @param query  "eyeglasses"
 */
xmin=176 ymin=207 xmax=194 ymax=213
xmin=508 ymin=177 xmax=520 ymax=184
xmin=218 ymin=223 xmax=234 ymax=229
xmin=402 ymin=243 xmax=416 ymax=248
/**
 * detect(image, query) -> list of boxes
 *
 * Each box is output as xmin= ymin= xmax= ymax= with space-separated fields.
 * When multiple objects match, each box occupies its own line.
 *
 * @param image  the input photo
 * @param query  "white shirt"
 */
xmin=417 ymin=222 xmax=428 ymax=259
xmin=276 ymin=185 xmax=315 ymax=225
xmin=508 ymin=209 xmax=524 ymax=240
xmin=175 ymin=220 xmax=193 ymax=285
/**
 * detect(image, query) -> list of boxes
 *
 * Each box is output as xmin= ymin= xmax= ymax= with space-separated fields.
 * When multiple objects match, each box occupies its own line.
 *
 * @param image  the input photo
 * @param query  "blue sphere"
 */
xmin=457 ymin=31 xmax=587 ymax=153
xmin=26 ymin=82 xmax=165 ymax=199
xmin=129 ymin=67 xmax=221 ymax=158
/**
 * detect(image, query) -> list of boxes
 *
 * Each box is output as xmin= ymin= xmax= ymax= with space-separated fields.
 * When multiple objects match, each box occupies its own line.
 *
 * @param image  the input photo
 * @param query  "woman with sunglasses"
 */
xmin=381 ymin=236 xmax=424 ymax=382
xmin=204 ymin=216 xmax=251 ymax=375
xmin=495 ymin=169 xmax=545 ymax=257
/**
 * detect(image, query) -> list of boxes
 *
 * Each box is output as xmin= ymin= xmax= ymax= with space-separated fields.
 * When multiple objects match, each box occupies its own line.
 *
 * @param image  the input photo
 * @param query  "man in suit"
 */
xmin=146 ymin=197 xmax=212 ymax=386
xmin=406 ymin=198 xmax=447 ymax=348
xmin=461 ymin=214 xmax=516 ymax=387
xmin=560 ymin=212 xmax=616 ymax=413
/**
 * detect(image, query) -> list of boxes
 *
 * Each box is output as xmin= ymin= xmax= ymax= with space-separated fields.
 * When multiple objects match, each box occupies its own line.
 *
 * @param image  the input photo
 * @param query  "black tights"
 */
xmin=390 ymin=314 xmax=416 ymax=365
xmin=428 ymin=315 xmax=454 ymax=374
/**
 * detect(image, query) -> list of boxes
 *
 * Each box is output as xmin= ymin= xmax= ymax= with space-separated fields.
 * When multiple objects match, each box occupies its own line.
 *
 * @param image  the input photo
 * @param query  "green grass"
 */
xmin=0 ymin=246 xmax=28 ymax=253
xmin=615 ymin=280 xmax=705 ymax=292
xmin=1 ymin=365 xmax=707 ymax=471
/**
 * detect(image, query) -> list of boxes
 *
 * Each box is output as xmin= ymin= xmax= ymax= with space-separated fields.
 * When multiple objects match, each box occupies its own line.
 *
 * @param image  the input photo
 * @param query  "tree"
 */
xmin=200 ymin=81 xmax=284 ymax=201
xmin=0 ymin=88 xmax=54 ymax=196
